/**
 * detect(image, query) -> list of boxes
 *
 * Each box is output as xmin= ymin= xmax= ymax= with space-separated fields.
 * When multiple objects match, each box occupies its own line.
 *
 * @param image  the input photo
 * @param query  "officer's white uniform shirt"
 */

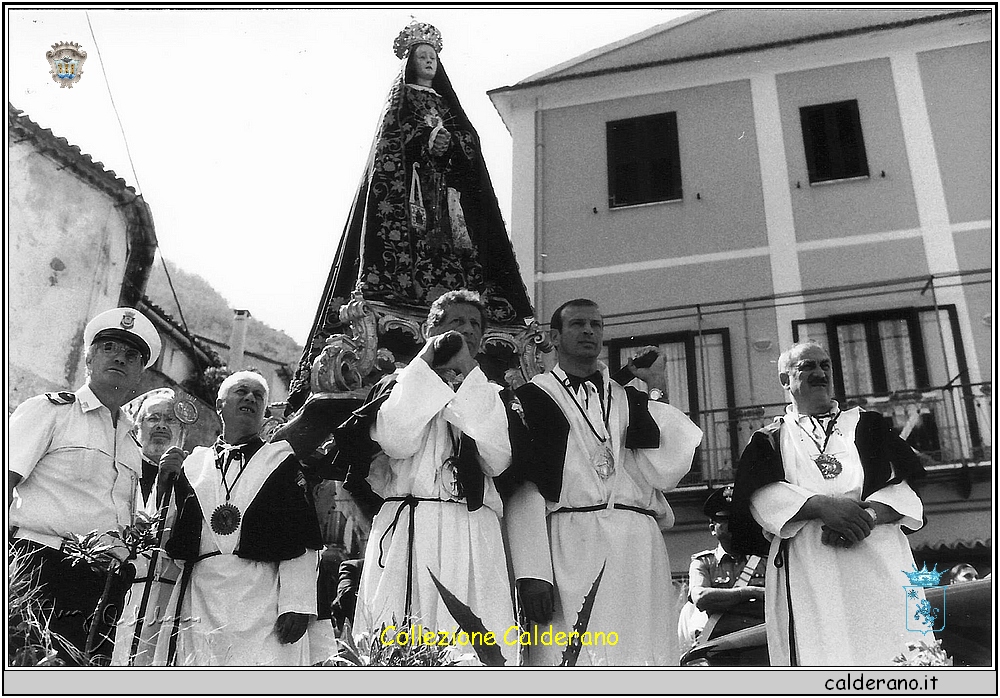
xmin=9 ymin=384 xmax=142 ymax=555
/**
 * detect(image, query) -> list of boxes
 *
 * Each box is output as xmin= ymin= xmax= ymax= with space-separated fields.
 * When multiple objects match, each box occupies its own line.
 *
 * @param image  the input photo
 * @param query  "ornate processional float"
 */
xmin=275 ymin=20 xmax=551 ymax=482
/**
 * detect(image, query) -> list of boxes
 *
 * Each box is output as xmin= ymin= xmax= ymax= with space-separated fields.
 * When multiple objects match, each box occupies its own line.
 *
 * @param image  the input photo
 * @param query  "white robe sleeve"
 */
xmin=864 ymin=481 xmax=924 ymax=531
xmin=504 ymin=481 xmax=554 ymax=584
xmin=630 ymin=401 xmax=703 ymax=491
xmin=442 ymin=366 xmax=511 ymax=477
xmin=372 ymin=359 xmax=456 ymax=458
xmin=277 ymin=549 xmax=319 ymax=617
xmin=750 ymin=481 xmax=814 ymax=540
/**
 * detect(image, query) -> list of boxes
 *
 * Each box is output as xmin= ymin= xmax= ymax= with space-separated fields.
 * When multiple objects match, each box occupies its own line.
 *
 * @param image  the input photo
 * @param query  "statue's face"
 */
xmin=411 ymin=44 xmax=438 ymax=84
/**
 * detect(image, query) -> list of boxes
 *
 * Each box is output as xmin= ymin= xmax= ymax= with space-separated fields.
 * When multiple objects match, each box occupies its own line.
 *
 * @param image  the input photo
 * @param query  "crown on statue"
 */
xmin=903 ymin=563 xmax=943 ymax=587
xmin=393 ymin=20 xmax=443 ymax=59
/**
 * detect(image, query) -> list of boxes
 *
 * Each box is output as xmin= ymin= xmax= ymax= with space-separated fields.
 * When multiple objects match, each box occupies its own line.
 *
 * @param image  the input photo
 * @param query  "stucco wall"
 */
xmin=539 ymin=79 xmax=768 ymax=275
xmin=776 ymin=58 xmax=921 ymax=242
xmin=919 ymin=41 xmax=993 ymax=225
xmin=495 ymin=12 xmax=992 ymax=577
xmin=8 ymin=141 xmax=130 ymax=411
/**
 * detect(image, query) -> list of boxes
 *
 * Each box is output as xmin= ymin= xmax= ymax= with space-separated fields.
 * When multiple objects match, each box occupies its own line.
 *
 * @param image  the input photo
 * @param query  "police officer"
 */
xmin=688 ymin=485 xmax=766 ymax=640
xmin=9 ymin=307 xmax=161 ymax=665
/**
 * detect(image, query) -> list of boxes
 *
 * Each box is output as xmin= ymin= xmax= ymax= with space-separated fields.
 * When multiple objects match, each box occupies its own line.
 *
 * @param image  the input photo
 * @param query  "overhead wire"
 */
xmin=85 ymin=11 xmax=202 ymax=369
xmin=85 ymin=12 xmax=143 ymax=197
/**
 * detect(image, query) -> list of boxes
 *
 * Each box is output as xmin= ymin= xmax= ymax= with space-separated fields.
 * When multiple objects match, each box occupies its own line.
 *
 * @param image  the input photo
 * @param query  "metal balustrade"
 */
xmin=679 ymin=382 xmax=992 ymax=489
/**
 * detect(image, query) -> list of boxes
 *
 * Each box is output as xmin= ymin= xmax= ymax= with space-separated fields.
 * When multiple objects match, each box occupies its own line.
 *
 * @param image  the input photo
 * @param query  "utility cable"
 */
xmin=86 ymin=12 xmax=201 ymax=368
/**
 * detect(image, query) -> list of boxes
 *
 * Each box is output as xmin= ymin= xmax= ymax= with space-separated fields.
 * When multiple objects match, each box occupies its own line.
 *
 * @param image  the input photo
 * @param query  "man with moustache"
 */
xmin=9 ymin=307 xmax=161 ymax=664
xmin=507 ymin=298 xmax=703 ymax=666
xmin=347 ymin=290 xmax=516 ymax=664
xmin=730 ymin=341 xmax=926 ymax=665
xmin=131 ymin=388 xmax=190 ymax=508
xmin=111 ymin=388 xmax=189 ymax=666
xmin=153 ymin=371 xmax=324 ymax=665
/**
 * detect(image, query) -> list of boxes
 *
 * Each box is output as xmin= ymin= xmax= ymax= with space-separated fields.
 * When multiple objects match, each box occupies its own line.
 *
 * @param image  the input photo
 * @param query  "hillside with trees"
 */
xmin=144 ymin=259 xmax=302 ymax=366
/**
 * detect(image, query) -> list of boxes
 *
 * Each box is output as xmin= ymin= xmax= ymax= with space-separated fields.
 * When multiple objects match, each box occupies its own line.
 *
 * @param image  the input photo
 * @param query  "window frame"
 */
xmin=792 ymin=304 xmax=982 ymax=457
xmin=799 ymin=99 xmax=870 ymax=184
xmin=791 ymin=307 xmax=954 ymax=398
xmin=608 ymin=328 xmax=737 ymax=478
xmin=835 ymin=309 xmax=930 ymax=397
xmin=606 ymin=111 xmax=683 ymax=208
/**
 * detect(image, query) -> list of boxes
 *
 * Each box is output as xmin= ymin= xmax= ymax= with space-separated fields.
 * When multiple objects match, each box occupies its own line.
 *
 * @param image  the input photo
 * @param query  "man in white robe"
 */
xmin=351 ymin=290 xmax=516 ymax=665
xmin=507 ymin=298 xmax=703 ymax=666
xmin=153 ymin=371 xmax=326 ymax=666
xmin=112 ymin=389 xmax=188 ymax=666
xmin=730 ymin=341 xmax=926 ymax=666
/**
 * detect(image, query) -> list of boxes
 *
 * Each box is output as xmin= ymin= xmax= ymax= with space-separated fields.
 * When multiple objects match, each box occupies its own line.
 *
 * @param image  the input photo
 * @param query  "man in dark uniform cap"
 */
xmin=687 ymin=485 xmax=766 ymax=644
xmin=9 ymin=307 xmax=164 ymax=665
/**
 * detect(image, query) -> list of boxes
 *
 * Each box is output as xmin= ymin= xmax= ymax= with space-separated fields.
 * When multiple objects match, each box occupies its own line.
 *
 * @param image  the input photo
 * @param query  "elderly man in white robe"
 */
xmin=507 ymin=298 xmax=703 ymax=666
xmin=111 ymin=388 xmax=190 ymax=666
xmin=730 ymin=341 xmax=926 ymax=666
xmin=153 ymin=371 xmax=325 ymax=666
xmin=351 ymin=290 xmax=516 ymax=665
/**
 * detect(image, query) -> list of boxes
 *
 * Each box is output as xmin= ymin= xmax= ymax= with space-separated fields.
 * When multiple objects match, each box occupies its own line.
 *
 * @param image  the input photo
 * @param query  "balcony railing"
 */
xmin=681 ymin=382 xmax=992 ymax=489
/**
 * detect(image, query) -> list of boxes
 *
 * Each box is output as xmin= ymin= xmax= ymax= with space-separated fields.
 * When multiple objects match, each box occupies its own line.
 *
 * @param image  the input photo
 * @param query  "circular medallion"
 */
xmin=814 ymin=453 xmax=843 ymax=480
xmin=210 ymin=502 xmax=242 ymax=535
xmin=593 ymin=447 xmax=616 ymax=480
xmin=173 ymin=399 xmax=199 ymax=425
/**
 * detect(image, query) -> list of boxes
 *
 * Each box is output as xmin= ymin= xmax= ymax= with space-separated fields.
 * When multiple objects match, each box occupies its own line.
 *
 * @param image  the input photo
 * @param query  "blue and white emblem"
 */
xmin=45 ymin=41 xmax=88 ymax=88
xmin=903 ymin=564 xmax=945 ymax=634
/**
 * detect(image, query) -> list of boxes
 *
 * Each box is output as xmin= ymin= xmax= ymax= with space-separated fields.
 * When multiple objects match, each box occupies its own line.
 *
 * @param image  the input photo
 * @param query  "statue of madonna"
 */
xmin=325 ymin=20 xmax=529 ymax=318
xmin=289 ymin=21 xmax=533 ymax=408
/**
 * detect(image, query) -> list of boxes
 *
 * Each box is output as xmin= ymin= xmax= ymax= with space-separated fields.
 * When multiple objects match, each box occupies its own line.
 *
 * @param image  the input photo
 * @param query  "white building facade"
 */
xmin=490 ymin=9 xmax=993 ymax=575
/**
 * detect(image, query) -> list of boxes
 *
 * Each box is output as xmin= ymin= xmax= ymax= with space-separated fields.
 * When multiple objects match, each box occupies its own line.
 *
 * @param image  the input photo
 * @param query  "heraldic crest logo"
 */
xmin=46 ymin=41 xmax=87 ymax=88
xmin=902 ymin=563 xmax=946 ymax=635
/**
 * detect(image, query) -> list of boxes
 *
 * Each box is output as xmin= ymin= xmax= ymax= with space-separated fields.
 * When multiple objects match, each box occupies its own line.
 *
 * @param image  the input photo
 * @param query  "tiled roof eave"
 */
xmin=8 ymin=103 xmax=144 ymax=209
xmin=139 ymin=297 xmax=218 ymax=366
xmin=9 ymin=103 xmax=157 ymax=308
xmin=490 ymin=8 xmax=989 ymax=95
xmin=193 ymin=334 xmax=291 ymax=368
xmin=914 ymin=538 xmax=992 ymax=552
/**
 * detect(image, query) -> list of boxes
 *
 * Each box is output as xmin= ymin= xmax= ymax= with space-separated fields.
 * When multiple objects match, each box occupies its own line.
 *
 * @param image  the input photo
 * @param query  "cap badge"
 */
xmin=120 ymin=311 xmax=135 ymax=330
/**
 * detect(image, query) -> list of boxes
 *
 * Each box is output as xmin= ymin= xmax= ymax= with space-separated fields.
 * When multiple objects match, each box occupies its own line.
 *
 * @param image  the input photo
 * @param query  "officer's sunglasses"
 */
xmin=97 ymin=340 xmax=143 ymax=364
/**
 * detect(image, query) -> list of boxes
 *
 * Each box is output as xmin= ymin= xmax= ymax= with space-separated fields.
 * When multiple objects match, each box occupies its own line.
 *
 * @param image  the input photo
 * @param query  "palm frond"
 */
xmin=427 ymin=568 xmax=506 ymax=666
xmin=560 ymin=560 xmax=607 ymax=667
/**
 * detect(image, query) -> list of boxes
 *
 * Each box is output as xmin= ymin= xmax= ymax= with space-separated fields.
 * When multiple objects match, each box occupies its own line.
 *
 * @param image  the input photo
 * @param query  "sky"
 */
xmin=7 ymin=5 xmax=698 ymax=346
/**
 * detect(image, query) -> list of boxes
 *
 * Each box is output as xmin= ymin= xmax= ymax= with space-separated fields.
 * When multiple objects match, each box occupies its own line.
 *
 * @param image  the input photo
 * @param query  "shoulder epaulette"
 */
xmin=45 ymin=391 xmax=76 ymax=405
xmin=692 ymin=549 xmax=715 ymax=560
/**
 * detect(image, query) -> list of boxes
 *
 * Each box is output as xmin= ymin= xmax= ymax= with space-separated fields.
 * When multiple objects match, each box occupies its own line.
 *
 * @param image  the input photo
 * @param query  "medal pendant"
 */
xmin=814 ymin=453 xmax=843 ymax=480
xmin=440 ymin=457 xmax=463 ymax=498
xmin=210 ymin=503 xmax=242 ymax=535
xmin=593 ymin=447 xmax=615 ymax=480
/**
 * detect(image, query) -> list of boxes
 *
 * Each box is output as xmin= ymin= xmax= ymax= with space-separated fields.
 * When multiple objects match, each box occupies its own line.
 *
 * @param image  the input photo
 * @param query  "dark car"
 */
xmin=680 ymin=577 xmax=992 ymax=666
